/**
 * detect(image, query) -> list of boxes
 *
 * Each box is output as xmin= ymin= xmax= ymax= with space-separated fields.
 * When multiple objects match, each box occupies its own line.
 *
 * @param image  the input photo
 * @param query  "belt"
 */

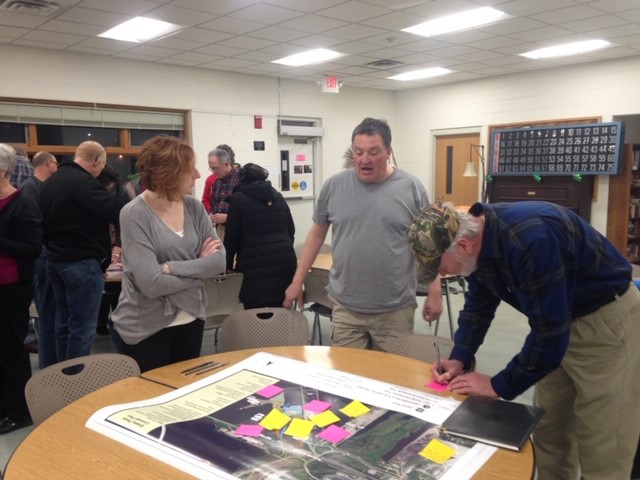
xmin=592 ymin=283 xmax=630 ymax=312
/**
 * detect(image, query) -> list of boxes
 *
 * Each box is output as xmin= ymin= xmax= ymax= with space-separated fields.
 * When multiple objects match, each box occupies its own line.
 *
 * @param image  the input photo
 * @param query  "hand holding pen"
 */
xmin=430 ymin=344 xmax=464 ymax=384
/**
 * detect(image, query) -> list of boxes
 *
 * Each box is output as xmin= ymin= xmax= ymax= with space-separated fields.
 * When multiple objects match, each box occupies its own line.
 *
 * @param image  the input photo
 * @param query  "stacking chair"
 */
xmin=387 ymin=333 xmax=454 ymax=364
xmin=24 ymin=353 xmax=140 ymax=426
xmin=303 ymin=267 xmax=332 ymax=345
xmin=203 ymin=273 xmax=244 ymax=351
xmin=219 ymin=307 xmax=309 ymax=352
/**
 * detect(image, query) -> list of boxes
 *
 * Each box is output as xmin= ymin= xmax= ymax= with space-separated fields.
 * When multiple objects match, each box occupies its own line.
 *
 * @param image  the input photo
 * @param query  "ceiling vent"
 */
xmin=365 ymin=59 xmax=405 ymax=69
xmin=0 ymin=0 xmax=65 ymax=16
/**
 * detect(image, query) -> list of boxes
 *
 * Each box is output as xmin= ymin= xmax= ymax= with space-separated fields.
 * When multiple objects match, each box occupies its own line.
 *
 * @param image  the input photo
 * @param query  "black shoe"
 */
xmin=23 ymin=339 xmax=38 ymax=354
xmin=0 ymin=416 xmax=33 ymax=434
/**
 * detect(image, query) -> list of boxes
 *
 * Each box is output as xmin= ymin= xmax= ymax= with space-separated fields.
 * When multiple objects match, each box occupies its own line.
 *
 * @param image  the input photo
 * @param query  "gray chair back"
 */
xmin=25 ymin=353 xmax=140 ymax=425
xmin=220 ymin=307 xmax=309 ymax=351
xmin=387 ymin=334 xmax=454 ymax=364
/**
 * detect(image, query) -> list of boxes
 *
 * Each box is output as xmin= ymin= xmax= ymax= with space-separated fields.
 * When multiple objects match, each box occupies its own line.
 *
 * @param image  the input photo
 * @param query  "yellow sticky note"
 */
xmin=419 ymin=439 xmax=456 ymax=464
xmin=259 ymin=409 xmax=291 ymax=431
xmin=339 ymin=400 xmax=370 ymax=418
xmin=311 ymin=410 xmax=341 ymax=428
xmin=284 ymin=418 xmax=314 ymax=439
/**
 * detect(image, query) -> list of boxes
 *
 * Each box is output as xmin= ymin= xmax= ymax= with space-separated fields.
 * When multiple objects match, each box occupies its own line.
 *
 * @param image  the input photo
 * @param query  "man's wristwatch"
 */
xmin=161 ymin=263 xmax=171 ymax=274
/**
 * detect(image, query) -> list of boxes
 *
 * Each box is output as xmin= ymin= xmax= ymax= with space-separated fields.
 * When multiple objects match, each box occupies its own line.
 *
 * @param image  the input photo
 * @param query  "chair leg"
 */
xmin=310 ymin=313 xmax=322 ymax=345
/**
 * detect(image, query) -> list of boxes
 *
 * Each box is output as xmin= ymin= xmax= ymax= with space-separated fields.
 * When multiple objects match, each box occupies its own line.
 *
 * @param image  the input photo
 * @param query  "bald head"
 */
xmin=75 ymin=141 xmax=106 ymax=177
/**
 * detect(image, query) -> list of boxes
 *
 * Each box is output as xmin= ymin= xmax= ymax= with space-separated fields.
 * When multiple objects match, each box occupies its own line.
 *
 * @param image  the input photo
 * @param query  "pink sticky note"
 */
xmin=235 ymin=424 xmax=263 ymax=437
xmin=304 ymin=400 xmax=332 ymax=413
xmin=318 ymin=424 xmax=350 ymax=444
xmin=256 ymin=385 xmax=284 ymax=399
xmin=426 ymin=381 xmax=448 ymax=392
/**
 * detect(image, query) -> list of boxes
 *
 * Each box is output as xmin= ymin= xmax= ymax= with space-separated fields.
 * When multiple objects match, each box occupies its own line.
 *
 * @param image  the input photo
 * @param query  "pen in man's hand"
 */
xmin=434 ymin=342 xmax=445 ymax=375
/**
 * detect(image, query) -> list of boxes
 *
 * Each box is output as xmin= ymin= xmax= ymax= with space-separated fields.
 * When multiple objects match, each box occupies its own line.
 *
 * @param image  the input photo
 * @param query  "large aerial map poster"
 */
xmin=87 ymin=353 xmax=495 ymax=480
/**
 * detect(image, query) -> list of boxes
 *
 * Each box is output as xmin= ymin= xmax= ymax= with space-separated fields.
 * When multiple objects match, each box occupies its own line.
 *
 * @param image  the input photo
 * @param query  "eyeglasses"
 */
xmin=49 ymin=159 xmax=58 ymax=166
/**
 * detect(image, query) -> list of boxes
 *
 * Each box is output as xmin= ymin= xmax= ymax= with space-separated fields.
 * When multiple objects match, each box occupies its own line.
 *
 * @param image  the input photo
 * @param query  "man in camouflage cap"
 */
xmin=407 ymin=200 xmax=640 ymax=480
xmin=407 ymin=205 xmax=460 ymax=285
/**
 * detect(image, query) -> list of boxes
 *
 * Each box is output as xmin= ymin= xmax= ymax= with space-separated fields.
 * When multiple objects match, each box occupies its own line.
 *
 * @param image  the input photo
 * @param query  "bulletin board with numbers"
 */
xmin=489 ymin=121 xmax=625 ymax=176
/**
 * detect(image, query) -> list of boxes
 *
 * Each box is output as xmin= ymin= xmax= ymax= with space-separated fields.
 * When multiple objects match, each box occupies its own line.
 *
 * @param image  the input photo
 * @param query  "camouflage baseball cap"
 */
xmin=407 ymin=205 xmax=460 ymax=284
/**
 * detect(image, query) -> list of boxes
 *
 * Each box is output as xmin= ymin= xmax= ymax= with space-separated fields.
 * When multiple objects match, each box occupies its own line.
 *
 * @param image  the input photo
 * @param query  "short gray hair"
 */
xmin=208 ymin=147 xmax=231 ymax=165
xmin=0 ymin=143 xmax=16 ymax=179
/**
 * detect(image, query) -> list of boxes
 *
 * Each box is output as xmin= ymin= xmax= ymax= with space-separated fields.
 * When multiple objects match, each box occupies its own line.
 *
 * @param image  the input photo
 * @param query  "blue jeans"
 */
xmin=34 ymin=248 xmax=58 ymax=368
xmin=47 ymin=259 xmax=105 ymax=362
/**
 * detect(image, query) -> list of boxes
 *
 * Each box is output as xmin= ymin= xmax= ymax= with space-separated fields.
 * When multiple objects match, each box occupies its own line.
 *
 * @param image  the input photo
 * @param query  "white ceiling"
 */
xmin=1 ymin=0 xmax=639 ymax=91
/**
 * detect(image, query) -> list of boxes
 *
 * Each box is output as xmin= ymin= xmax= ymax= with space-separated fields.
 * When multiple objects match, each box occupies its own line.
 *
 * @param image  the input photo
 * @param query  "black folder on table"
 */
xmin=440 ymin=396 xmax=545 ymax=451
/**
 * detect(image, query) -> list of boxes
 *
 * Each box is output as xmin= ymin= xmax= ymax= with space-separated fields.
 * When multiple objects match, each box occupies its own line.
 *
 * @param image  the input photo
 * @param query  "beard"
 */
xmin=457 ymin=254 xmax=478 ymax=277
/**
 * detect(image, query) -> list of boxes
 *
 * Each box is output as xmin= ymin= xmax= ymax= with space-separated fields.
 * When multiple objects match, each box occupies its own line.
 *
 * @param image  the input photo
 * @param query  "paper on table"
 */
xmin=259 ymin=409 xmax=291 ymax=430
xmin=87 ymin=352 xmax=495 ymax=480
xmin=318 ymin=424 xmax=350 ymax=444
xmin=311 ymin=410 xmax=341 ymax=428
xmin=339 ymin=400 xmax=370 ymax=418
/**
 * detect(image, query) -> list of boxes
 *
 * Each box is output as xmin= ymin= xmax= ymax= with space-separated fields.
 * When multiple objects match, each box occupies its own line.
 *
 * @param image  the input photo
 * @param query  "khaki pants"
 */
xmin=534 ymin=284 xmax=640 ymax=480
xmin=216 ymin=223 xmax=225 ymax=243
xmin=329 ymin=295 xmax=415 ymax=351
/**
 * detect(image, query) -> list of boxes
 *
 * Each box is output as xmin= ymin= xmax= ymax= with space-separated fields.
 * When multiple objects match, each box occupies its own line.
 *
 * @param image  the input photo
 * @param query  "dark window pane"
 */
xmin=130 ymin=129 xmax=181 ymax=146
xmin=0 ymin=122 xmax=27 ymax=143
xmin=37 ymin=125 xmax=119 ymax=146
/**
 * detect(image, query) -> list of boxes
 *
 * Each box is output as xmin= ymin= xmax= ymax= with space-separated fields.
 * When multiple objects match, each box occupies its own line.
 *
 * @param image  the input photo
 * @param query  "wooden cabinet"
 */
xmin=607 ymin=144 xmax=640 ymax=262
xmin=487 ymin=175 xmax=593 ymax=222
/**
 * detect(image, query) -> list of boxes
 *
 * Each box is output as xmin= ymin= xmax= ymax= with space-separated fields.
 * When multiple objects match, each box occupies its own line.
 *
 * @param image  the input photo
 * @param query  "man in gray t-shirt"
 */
xmin=283 ymin=117 xmax=442 ymax=351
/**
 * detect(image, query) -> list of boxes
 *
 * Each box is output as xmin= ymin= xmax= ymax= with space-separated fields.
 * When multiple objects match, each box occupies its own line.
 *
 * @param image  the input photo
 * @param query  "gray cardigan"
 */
xmin=111 ymin=195 xmax=225 ymax=344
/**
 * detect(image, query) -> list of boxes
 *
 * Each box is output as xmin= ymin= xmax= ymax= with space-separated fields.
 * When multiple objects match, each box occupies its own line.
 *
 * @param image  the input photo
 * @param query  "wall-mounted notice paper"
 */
xmin=295 ymin=153 xmax=306 ymax=162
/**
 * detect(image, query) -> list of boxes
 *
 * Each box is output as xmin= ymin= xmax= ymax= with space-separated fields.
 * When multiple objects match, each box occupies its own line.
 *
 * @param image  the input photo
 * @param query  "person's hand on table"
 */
xmin=432 ymin=360 xmax=498 ymax=397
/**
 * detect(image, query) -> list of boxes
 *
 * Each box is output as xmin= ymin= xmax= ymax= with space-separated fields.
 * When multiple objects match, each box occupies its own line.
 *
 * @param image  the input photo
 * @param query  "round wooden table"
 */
xmin=5 ymin=346 xmax=534 ymax=480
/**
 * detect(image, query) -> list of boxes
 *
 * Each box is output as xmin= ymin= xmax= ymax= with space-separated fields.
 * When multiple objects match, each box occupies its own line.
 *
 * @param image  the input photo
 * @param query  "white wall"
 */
xmin=393 ymin=56 xmax=640 ymax=233
xmin=0 ymin=44 xmax=395 ymax=240
xmin=3 ymin=44 xmax=640 ymax=235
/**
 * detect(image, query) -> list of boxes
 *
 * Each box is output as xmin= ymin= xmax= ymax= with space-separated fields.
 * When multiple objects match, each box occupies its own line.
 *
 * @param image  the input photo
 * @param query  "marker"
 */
xmin=195 ymin=362 xmax=229 ymax=376
xmin=434 ymin=342 xmax=445 ymax=375
xmin=181 ymin=361 xmax=216 ymax=374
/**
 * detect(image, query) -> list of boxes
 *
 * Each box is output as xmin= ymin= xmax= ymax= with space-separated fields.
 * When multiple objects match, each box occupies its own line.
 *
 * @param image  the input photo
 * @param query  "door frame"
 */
xmin=433 ymin=130 xmax=481 ymax=207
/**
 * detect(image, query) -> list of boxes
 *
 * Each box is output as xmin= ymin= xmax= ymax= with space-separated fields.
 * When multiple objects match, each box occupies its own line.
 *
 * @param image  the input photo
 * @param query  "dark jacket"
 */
xmin=40 ymin=162 xmax=125 ymax=271
xmin=0 ymin=191 xmax=42 ymax=282
xmin=224 ymin=180 xmax=296 ymax=308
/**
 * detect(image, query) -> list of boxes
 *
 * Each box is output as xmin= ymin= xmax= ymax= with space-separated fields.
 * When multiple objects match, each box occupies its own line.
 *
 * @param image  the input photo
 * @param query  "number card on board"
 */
xmin=489 ymin=121 xmax=625 ymax=176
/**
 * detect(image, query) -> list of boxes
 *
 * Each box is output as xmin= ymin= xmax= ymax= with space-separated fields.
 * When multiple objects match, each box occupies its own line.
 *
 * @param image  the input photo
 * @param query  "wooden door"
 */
xmin=435 ymin=134 xmax=480 ymax=207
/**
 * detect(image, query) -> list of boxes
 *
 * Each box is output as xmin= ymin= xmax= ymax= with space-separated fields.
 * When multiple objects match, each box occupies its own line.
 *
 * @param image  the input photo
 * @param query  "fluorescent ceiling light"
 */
xmin=520 ymin=39 xmax=610 ymax=59
xmin=272 ymin=48 xmax=343 ymax=67
xmin=99 ymin=17 xmax=182 ymax=43
xmin=402 ymin=7 xmax=508 ymax=37
xmin=388 ymin=67 xmax=452 ymax=81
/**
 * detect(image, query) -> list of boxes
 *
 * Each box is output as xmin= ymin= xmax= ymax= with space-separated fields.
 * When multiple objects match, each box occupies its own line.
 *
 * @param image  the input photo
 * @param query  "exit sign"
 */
xmin=321 ymin=75 xmax=340 ymax=94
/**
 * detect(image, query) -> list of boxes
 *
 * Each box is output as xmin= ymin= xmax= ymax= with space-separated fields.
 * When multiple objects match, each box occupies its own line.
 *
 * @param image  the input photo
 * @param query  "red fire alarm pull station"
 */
xmin=254 ymin=115 xmax=262 ymax=129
